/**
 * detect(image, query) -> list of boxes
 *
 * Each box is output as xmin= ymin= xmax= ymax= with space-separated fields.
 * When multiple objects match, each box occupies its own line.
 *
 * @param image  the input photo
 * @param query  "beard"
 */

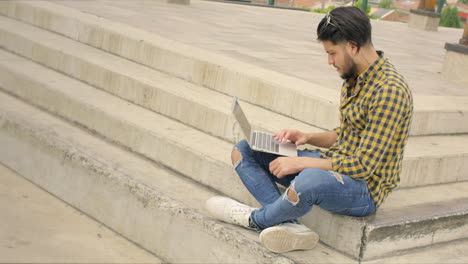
xmin=339 ymin=51 xmax=358 ymax=80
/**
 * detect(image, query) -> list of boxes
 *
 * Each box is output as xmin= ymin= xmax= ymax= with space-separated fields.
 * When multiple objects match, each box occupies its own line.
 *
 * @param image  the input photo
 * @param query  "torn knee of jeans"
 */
xmin=231 ymin=148 xmax=242 ymax=168
xmin=330 ymin=171 xmax=345 ymax=185
xmin=283 ymin=183 xmax=301 ymax=206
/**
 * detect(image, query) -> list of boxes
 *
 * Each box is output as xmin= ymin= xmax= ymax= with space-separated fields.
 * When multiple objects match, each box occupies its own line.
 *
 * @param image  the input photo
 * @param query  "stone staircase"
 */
xmin=0 ymin=1 xmax=467 ymax=263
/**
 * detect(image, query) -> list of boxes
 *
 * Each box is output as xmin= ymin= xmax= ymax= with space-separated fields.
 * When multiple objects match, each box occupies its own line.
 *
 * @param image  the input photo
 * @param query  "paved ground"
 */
xmin=53 ymin=0 xmax=467 ymax=96
xmin=0 ymin=163 xmax=162 ymax=264
xmin=2 ymin=164 xmax=468 ymax=264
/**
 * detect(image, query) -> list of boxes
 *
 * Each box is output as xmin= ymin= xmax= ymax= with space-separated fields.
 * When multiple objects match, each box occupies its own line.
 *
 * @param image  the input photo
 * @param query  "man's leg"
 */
xmin=231 ymin=139 xmax=296 ymax=206
xmin=251 ymin=168 xmax=376 ymax=230
xmin=252 ymin=167 xmax=375 ymax=253
xmin=206 ymin=139 xmax=306 ymax=230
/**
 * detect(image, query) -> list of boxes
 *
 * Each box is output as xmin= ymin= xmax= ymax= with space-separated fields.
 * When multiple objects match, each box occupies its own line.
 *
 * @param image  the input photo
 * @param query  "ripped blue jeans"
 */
xmin=233 ymin=139 xmax=375 ymax=230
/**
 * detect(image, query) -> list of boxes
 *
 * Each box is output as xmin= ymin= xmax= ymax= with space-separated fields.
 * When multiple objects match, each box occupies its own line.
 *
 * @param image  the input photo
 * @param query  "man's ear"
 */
xmin=347 ymin=41 xmax=359 ymax=55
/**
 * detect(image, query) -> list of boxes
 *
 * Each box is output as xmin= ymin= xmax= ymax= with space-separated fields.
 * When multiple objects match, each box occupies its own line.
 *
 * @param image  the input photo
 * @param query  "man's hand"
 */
xmin=269 ymin=157 xmax=305 ymax=178
xmin=269 ymin=157 xmax=334 ymax=178
xmin=273 ymin=129 xmax=310 ymax=146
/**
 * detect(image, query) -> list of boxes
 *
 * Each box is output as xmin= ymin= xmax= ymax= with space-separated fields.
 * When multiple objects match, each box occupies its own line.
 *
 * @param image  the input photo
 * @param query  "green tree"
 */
xmin=354 ymin=0 xmax=371 ymax=14
xmin=312 ymin=5 xmax=335 ymax=13
xmin=439 ymin=6 xmax=463 ymax=28
xmin=378 ymin=0 xmax=394 ymax=9
xmin=460 ymin=0 xmax=468 ymax=5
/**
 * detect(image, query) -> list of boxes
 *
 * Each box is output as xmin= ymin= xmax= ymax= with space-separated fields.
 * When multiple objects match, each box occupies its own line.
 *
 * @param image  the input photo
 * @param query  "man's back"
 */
xmin=321 ymin=52 xmax=413 ymax=207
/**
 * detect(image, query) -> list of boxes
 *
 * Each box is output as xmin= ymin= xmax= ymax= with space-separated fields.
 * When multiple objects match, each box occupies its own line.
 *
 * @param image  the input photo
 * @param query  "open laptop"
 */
xmin=231 ymin=97 xmax=297 ymax=157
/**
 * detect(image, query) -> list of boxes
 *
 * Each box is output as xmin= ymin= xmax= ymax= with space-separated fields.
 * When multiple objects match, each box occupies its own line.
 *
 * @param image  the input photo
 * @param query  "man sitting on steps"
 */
xmin=206 ymin=6 xmax=414 ymax=254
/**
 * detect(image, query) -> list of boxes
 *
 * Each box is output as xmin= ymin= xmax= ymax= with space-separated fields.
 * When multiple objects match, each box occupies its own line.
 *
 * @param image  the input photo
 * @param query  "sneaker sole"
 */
xmin=259 ymin=226 xmax=319 ymax=253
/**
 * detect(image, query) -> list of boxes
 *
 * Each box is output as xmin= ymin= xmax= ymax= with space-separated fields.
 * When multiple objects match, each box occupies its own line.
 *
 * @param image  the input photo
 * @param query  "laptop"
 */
xmin=231 ymin=97 xmax=297 ymax=157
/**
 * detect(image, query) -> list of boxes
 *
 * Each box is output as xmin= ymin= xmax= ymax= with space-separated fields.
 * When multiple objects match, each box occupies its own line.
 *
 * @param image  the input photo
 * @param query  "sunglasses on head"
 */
xmin=324 ymin=12 xmax=338 ymax=28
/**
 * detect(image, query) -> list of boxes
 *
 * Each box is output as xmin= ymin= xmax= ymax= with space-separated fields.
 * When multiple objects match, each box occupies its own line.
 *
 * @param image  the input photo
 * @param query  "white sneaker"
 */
xmin=259 ymin=223 xmax=319 ymax=253
xmin=206 ymin=196 xmax=256 ymax=228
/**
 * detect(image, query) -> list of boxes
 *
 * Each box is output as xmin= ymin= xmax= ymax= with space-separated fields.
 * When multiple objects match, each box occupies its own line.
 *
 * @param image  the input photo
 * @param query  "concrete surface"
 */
xmin=442 ymin=48 xmax=468 ymax=84
xmin=0 ymin=91 xmax=301 ymax=264
xmin=50 ymin=0 xmax=466 ymax=97
xmin=408 ymin=10 xmax=440 ymax=32
xmin=1 ymin=49 xmax=468 ymax=259
xmin=0 ymin=7 xmax=466 ymax=188
xmin=364 ymin=239 xmax=468 ymax=264
xmin=3 ymin=146 xmax=468 ymax=264
xmin=2 ymin=0 xmax=467 ymax=136
xmin=1 ymin=87 xmax=468 ymax=262
xmin=0 ymin=38 xmax=467 ymax=198
xmin=1 ymin=0 xmax=468 ymax=262
xmin=0 ymin=163 xmax=161 ymax=264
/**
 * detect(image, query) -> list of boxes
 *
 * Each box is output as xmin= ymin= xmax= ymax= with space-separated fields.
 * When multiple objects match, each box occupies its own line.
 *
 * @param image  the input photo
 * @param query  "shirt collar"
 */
xmin=344 ymin=50 xmax=385 ymax=92
xmin=357 ymin=50 xmax=385 ymax=85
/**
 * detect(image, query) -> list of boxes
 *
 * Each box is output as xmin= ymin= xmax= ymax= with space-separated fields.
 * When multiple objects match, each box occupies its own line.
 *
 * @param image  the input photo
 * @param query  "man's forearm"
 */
xmin=305 ymin=130 xmax=338 ymax=149
xmin=298 ymin=157 xmax=333 ymax=171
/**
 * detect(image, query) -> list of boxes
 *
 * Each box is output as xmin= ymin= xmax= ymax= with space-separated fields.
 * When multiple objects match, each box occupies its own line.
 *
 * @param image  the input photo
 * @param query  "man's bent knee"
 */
xmin=231 ymin=148 xmax=242 ymax=166
xmin=284 ymin=183 xmax=301 ymax=206
xmin=288 ymin=185 xmax=299 ymax=203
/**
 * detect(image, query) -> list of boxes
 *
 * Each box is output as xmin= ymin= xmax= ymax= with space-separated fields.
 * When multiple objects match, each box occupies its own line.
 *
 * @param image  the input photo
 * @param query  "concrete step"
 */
xmin=0 ymin=14 xmax=320 ymax=144
xmin=302 ymin=181 xmax=468 ymax=260
xmin=1 ymin=0 xmax=468 ymax=136
xmin=1 ymin=49 xmax=468 ymax=260
xmin=1 ymin=90 xmax=468 ymax=262
xmin=0 ymin=40 xmax=467 ymax=191
xmin=0 ymin=48 xmax=257 ymax=207
xmin=0 ymin=90 xmax=355 ymax=264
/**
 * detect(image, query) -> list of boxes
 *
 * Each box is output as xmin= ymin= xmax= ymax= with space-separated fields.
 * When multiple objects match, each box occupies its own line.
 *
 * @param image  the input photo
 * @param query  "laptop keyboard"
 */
xmin=252 ymin=131 xmax=279 ymax=153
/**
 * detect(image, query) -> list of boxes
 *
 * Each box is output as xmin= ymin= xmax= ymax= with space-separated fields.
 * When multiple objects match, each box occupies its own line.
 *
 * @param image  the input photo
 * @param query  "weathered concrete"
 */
xmin=442 ymin=43 xmax=468 ymax=84
xmin=164 ymin=0 xmax=190 ymax=5
xmin=364 ymin=238 xmax=468 ymax=264
xmin=0 ymin=15 xmax=320 ymax=144
xmin=302 ymin=181 xmax=468 ymax=260
xmin=408 ymin=9 xmax=440 ymax=31
xmin=0 ymin=48 xmax=257 ymax=208
xmin=0 ymin=163 xmax=161 ymax=264
xmin=1 ymin=49 xmax=468 ymax=260
xmin=1 ymin=0 xmax=468 ymax=262
xmin=0 ymin=90 xmax=357 ymax=264
xmin=43 ymin=0 xmax=466 ymax=97
xmin=0 ymin=0 xmax=467 ymax=136
xmin=0 ymin=42 xmax=466 ymax=194
xmin=0 ymin=92 xmax=299 ymax=264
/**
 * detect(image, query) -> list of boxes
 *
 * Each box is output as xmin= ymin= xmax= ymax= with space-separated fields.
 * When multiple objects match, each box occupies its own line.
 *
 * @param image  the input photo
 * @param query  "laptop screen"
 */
xmin=231 ymin=97 xmax=251 ymax=140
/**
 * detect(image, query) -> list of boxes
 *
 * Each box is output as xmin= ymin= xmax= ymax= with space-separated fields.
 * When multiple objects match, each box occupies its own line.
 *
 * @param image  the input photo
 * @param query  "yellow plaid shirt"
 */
xmin=320 ymin=51 xmax=413 ymax=208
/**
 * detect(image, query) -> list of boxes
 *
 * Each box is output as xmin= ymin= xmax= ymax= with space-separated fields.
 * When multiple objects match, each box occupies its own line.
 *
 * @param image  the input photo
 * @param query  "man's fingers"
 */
xmin=283 ymin=131 xmax=291 ymax=143
xmin=270 ymin=158 xmax=283 ymax=177
xmin=273 ymin=167 xmax=283 ymax=178
xmin=273 ymin=130 xmax=284 ymax=141
xmin=269 ymin=159 xmax=277 ymax=174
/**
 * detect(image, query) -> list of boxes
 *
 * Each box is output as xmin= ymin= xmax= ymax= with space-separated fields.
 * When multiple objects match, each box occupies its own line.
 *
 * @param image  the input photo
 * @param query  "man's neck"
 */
xmin=355 ymin=46 xmax=380 ymax=76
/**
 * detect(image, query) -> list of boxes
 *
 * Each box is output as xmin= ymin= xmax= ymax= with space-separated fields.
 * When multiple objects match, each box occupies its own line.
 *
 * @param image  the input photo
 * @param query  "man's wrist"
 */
xmin=298 ymin=157 xmax=332 ymax=171
xmin=305 ymin=133 xmax=314 ymax=145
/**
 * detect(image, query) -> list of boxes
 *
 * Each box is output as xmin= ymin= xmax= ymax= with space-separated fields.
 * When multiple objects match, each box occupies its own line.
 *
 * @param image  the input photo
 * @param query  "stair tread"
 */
xmin=0 ymin=48 xmax=466 ymax=222
xmin=0 ymin=89 xmax=354 ymax=264
xmin=0 ymin=24 xmax=466 ymax=162
xmin=0 ymin=14 xmax=320 ymax=141
xmin=1 ymin=1 xmax=468 ymax=136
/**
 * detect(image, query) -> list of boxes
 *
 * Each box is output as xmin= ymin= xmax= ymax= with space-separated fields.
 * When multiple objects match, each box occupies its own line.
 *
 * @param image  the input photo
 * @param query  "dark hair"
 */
xmin=316 ymin=7 xmax=372 ymax=50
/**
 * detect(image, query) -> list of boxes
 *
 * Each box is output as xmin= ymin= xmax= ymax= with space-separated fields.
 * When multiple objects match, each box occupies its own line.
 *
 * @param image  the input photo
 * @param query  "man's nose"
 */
xmin=328 ymin=55 xmax=334 ymax=65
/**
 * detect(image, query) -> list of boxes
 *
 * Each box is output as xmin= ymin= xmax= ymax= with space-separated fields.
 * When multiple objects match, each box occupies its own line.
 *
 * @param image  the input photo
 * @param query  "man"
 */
xmin=206 ymin=6 xmax=413 ymax=254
